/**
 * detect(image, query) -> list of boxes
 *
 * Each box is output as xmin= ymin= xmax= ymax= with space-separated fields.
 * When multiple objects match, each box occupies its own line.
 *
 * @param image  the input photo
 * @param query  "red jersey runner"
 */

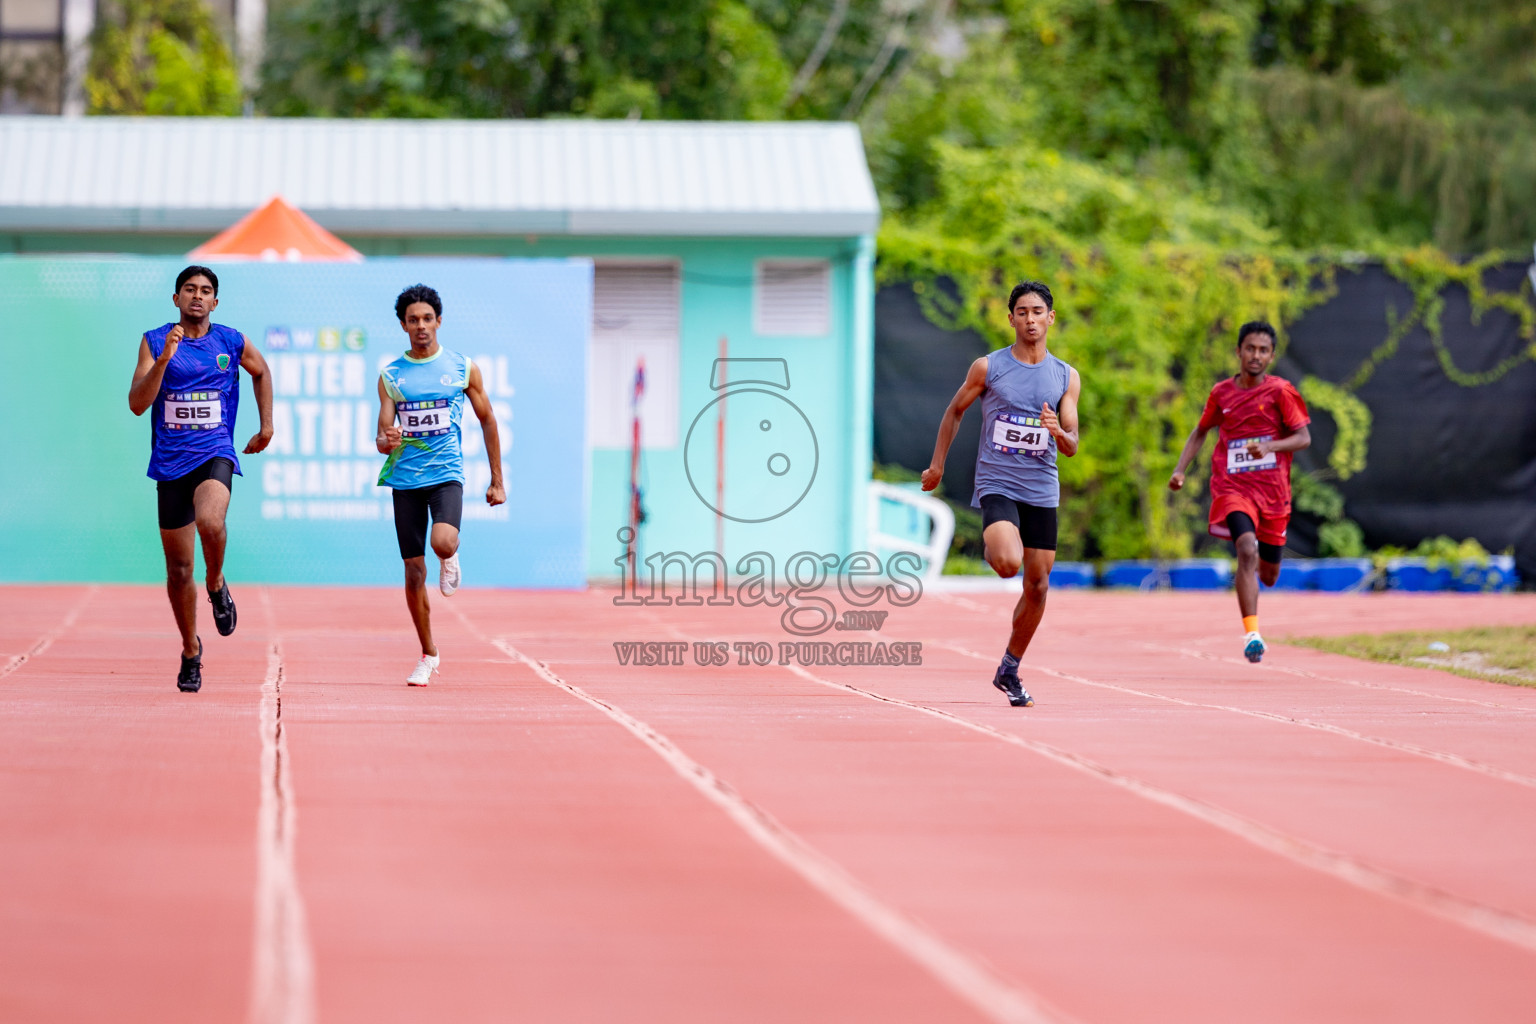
xmin=1198 ymin=375 xmax=1310 ymax=545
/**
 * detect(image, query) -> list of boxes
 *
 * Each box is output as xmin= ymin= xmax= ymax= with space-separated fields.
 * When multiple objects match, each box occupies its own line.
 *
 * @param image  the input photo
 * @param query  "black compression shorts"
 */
xmin=1226 ymin=512 xmax=1284 ymax=564
xmin=978 ymin=494 xmax=1059 ymax=551
xmin=392 ymin=482 xmax=464 ymax=559
xmin=156 ymin=456 xmax=234 ymax=530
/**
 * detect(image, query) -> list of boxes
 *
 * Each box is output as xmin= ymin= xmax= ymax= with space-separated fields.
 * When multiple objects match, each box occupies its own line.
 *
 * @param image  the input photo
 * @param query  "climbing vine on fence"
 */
xmin=880 ymin=146 xmax=1536 ymax=560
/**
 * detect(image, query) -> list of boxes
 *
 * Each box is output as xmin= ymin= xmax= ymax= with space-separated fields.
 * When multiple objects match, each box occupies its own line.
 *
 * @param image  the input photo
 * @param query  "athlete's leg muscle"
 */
xmin=193 ymin=477 xmax=231 ymax=592
xmin=160 ymin=525 xmax=200 ymax=658
xmin=983 ymin=521 xmax=1024 ymax=578
xmin=1006 ymin=547 xmax=1056 ymax=658
xmin=1258 ymin=558 xmax=1281 ymax=587
xmin=403 ymin=556 xmax=437 ymax=657
xmin=430 ymin=523 xmax=459 ymax=561
xmin=1234 ymin=532 xmax=1261 ymax=617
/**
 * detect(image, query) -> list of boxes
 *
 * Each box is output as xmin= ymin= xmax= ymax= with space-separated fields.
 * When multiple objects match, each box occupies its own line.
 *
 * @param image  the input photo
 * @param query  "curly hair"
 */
xmin=395 ymin=284 xmax=442 ymax=321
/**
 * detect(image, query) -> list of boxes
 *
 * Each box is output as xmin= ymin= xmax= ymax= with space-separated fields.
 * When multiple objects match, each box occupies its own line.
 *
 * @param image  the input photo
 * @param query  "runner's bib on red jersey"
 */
xmin=1226 ymin=436 xmax=1277 ymax=473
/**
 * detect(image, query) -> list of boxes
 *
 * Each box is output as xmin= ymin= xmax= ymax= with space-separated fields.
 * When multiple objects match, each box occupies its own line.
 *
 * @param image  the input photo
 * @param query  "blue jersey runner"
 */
xmin=145 ymin=322 xmax=245 ymax=482
xmin=378 ymin=347 xmax=473 ymax=489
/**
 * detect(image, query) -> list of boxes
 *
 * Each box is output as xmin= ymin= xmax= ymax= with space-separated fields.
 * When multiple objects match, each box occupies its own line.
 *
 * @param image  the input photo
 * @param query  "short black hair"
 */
xmin=395 ymin=284 xmax=442 ymax=321
xmin=176 ymin=265 xmax=218 ymax=295
xmin=1236 ymin=320 xmax=1277 ymax=347
xmin=1008 ymin=281 xmax=1053 ymax=313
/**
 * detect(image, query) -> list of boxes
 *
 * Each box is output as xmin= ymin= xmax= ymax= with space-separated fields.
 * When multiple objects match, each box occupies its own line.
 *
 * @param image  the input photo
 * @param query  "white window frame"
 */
xmin=754 ymin=259 xmax=832 ymax=337
xmin=587 ymin=259 xmax=682 ymax=450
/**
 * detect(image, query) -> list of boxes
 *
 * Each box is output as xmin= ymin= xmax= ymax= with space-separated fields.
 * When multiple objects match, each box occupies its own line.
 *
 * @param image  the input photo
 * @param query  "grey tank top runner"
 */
xmin=972 ymin=348 xmax=1073 ymax=508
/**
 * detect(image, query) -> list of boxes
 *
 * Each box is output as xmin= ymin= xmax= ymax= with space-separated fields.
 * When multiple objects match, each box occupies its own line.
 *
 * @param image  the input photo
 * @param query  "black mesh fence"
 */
xmin=874 ymin=263 xmax=1536 ymax=579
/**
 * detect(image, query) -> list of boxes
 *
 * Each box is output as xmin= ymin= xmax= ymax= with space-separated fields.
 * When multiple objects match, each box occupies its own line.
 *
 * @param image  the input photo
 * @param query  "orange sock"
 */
xmin=1243 ymin=615 xmax=1259 ymax=634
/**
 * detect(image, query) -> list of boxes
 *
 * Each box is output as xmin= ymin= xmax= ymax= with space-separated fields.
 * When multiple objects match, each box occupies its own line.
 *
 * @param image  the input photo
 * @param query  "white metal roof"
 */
xmin=0 ymin=117 xmax=879 ymax=237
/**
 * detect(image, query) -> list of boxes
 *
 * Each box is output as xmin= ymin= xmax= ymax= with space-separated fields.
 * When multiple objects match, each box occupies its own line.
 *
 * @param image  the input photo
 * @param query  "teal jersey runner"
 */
xmin=378 ymin=347 xmax=473 ymax=489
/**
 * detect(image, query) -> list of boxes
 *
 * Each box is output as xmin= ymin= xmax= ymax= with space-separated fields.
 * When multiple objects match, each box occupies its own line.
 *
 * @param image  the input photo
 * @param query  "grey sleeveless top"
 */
xmin=971 ymin=348 xmax=1073 ymax=508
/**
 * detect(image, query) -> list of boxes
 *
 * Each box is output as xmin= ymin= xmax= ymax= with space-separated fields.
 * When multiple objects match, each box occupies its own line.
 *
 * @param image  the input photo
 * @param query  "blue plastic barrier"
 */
xmin=1099 ymin=561 xmax=1165 ymax=589
xmin=1168 ymin=559 xmax=1232 ymax=590
xmin=1050 ymin=562 xmax=1097 ymax=587
xmin=1452 ymin=555 xmax=1519 ymax=592
xmin=1387 ymin=558 xmax=1453 ymax=592
xmin=1271 ymin=560 xmax=1317 ymax=590
xmin=1312 ymin=558 xmax=1373 ymax=592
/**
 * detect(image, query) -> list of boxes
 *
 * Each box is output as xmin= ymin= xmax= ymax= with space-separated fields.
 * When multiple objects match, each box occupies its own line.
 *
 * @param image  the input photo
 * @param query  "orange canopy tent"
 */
xmin=188 ymin=195 xmax=363 ymax=262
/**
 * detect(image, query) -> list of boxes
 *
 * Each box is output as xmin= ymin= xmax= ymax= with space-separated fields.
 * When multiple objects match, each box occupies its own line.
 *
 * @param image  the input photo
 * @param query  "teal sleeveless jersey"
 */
xmin=378 ymin=347 xmax=473 ymax=490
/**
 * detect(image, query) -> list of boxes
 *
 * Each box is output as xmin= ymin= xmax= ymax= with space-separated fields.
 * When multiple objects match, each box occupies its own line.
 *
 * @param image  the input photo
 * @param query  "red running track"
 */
xmin=3 ymin=584 xmax=1536 ymax=1023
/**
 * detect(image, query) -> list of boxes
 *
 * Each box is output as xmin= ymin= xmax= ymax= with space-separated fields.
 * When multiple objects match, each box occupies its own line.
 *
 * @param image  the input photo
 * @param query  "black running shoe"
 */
xmin=209 ymin=582 xmax=237 ymax=637
xmin=178 ymin=638 xmax=203 ymax=693
xmin=992 ymin=666 xmax=1034 ymax=707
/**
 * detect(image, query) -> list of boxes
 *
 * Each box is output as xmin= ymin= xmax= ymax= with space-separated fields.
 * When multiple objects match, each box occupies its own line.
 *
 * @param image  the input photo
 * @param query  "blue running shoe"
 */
xmin=992 ymin=666 xmax=1035 ymax=707
xmin=1244 ymin=631 xmax=1266 ymax=664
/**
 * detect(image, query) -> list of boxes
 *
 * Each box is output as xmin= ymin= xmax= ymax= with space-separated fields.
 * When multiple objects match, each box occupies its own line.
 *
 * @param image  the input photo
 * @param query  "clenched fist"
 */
xmin=1041 ymin=402 xmax=1062 ymax=439
xmin=378 ymin=424 xmax=403 ymax=454
xmin=161 ymin=324 xmax=185 ymax=363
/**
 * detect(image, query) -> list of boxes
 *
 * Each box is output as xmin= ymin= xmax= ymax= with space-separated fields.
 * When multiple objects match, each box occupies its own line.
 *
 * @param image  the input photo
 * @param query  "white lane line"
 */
xmin=249 ymin=621 xmax=316 ymax=1024
xmin=0 ymin=585 xmax=97 ymax=679
xmin=781 ymin=663 xmax=1536 ymax=957
xmin=930 ymin=592 xmax=1536 ymax=712
xmin=469 ymin=629 xmax=1075 ymax=1024
xmin=1145 ymin=642 xmax=1536 ymax=712
xmin=930 ymin=641 xmax=1536 ymax=792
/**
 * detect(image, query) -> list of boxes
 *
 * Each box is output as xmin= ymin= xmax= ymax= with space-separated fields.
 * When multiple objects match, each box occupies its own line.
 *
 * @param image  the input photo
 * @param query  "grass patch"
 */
xmin=1289 ymin=625 xmax=1536 ymax=687
xmin=943 ymin=553 xmax=994 ymax=576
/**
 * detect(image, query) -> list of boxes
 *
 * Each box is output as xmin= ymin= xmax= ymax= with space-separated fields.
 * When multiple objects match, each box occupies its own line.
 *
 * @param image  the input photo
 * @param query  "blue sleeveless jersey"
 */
xmin=145 ymin=322 xmax=245 ymax=482
xmin=378 ymin=347 xmax=473 ymax=490
xmin=972 ymin=348 xmax=1074 ymax=508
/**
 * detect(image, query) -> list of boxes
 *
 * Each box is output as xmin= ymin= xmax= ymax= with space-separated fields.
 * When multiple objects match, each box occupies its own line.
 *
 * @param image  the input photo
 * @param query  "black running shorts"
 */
xmin=156 ymin=456 xmax=234 ymax=530
xmin=392 ymin=481 xmax=464 ymax=559
xmin=1225 ymin=512 xmax=1284 ymax=564
xmin=979 ymin=494 xmax=1058 ymax=551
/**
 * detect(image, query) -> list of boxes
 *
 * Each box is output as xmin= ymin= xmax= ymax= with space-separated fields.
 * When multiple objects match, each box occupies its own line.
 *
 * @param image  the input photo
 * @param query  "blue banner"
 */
xmin=0 ymin=257 xmax=591 ymax=587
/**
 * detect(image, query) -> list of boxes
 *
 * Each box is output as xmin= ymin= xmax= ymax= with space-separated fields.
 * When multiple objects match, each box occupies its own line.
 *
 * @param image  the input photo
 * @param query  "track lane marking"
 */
xmin=1145 ymin=642 xmax=1536 ymax=712
xmin=251 ymin=593 xmax=316 ymax=1024
xmin=929 ymin=641 xmax=1536 ymax=792
xmin=448 ymin=607 xmax=1076 ymax=1024
xmin=778 ymin=663 xmax=1536 ymax=957
xmin=0 ymin=585 xmax=97 ymax=679
xmin=932 ymin=593 xmax=1536 ymax=712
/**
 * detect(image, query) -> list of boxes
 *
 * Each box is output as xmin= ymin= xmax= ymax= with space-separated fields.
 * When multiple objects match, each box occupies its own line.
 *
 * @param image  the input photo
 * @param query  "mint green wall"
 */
xmin=7 ymin=231 xmax=876 ymax=581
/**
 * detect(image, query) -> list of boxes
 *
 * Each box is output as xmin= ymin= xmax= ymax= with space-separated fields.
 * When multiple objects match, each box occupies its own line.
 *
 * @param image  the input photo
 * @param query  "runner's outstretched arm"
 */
xmin=921 ymin=356 xmax=989 ymax=491
xmin=1041 ymin=367 xmax=1081 ymax=457
xmin=464 ymin=363 xmax=506 ymax=507
xmin=1168 ymin=424 xmax=1211 ymax=491
xmin=239 ymin=337 xmax=274 ymax=454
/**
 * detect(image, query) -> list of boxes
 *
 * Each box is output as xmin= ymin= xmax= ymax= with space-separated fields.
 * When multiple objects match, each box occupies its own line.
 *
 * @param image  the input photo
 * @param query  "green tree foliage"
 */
xmin=87 ymin=0 xmax=241 ymax=115
xmin=261 ymin=0 xmax=811 ymax=119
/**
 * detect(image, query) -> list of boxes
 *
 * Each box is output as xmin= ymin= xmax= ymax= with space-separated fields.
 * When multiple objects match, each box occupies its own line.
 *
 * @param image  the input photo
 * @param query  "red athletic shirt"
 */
xmin=1198 ymin=375 xmax=1310 ymax=519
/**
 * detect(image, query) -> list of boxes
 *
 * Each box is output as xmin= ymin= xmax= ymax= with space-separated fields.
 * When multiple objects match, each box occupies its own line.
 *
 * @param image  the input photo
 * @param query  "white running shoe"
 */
xmin=439 ymin=552 xmax=461 ymax=596
xmin=1243 ymin=631 xmax=1267 ymax=664
xmin=407 ymin=653 xmax=440 ymax=686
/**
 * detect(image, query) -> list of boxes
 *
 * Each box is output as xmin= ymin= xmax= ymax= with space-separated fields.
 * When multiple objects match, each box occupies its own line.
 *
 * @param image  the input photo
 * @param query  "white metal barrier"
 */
xmin=866 ymin=481 xmax=955 ymax=585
